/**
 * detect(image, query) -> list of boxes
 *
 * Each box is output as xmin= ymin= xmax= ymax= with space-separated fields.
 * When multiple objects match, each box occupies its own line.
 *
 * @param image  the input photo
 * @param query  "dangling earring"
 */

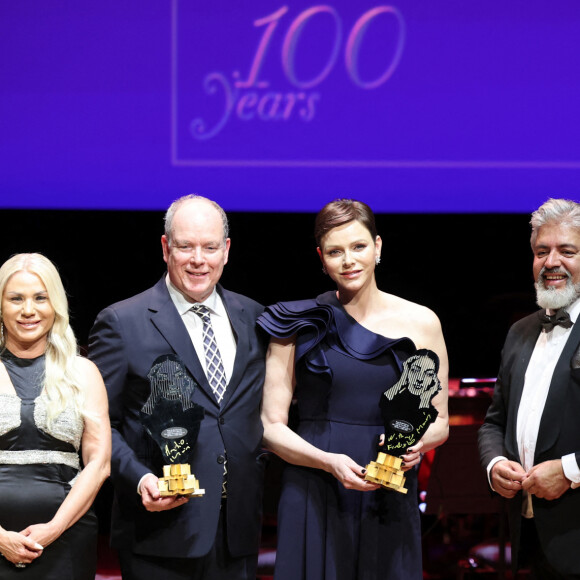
xmin=322 ymin=265 xmax=328 ymax=275
xmin=0 ymin=321 xmax=4 ymax=342
xmin=375 ymin=256 xmax=381 ymax=266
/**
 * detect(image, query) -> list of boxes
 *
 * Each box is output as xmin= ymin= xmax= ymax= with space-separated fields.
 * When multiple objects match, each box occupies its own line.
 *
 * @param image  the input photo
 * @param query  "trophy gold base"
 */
xmin=158 ymin=464 xmax=205 ymax=497
xmin=364 ymin=452 xmax=408 ymax=494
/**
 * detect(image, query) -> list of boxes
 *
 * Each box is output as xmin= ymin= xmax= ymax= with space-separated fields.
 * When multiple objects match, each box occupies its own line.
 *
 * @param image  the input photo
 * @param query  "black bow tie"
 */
xmin=538 ymin=309 xmax=573 ymax=332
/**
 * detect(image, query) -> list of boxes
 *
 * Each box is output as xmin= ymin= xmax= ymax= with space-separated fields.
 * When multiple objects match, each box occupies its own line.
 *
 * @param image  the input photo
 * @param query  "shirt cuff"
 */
xmin=137 ymin=473 xmax=155 ymax=495
xmin=561 ymin=454 xmax=580 ymax=489
xmin=486 ymin=456 xmax=508 ymax=492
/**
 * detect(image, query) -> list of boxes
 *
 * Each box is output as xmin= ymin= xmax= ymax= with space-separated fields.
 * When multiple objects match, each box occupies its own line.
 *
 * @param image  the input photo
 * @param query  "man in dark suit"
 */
xmin=89 ymin=195 xmax=267 ymax=580
xmin=479 ymin=198 xmax=580 ymax=579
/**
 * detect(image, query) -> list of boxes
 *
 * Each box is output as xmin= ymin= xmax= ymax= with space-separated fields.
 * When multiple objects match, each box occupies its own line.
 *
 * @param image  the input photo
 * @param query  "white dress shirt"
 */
xmin=487 ymin=299 xmax=580 ymax=514
xmin=166 ymin=276 xmax=236 ymax=385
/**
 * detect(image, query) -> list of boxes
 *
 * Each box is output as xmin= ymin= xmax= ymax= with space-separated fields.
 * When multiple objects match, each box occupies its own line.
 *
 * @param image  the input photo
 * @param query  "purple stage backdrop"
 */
xmin=1 ymin=1 xmax=580 ymax=212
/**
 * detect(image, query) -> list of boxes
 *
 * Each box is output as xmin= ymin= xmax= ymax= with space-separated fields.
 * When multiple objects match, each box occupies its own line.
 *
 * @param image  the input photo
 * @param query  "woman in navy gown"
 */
xmin=0 ymin=253 xmax=111 ymax=579
xmin=258 ymin=200 xmax=449 ymax=580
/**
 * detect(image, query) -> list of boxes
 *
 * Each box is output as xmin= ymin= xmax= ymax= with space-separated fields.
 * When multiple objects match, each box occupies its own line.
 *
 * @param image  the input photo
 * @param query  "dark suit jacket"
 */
xmin=478 ymin=310 xmax=580 ymax=576
xmin=89 ymin=277 xmax=267 ymax=559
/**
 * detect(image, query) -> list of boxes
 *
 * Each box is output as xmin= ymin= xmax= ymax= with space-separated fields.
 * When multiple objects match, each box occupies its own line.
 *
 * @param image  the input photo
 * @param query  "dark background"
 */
xmin=0 ymin=209 xmax=538 ymax=378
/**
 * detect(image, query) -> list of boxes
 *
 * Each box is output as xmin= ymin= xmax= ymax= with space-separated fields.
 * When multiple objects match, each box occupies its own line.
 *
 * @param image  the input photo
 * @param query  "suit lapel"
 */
xmin=218 ymin=287 xmax=250 ymax=411
xmin=147 ymin=278 xmax=218 ymax=407
xmin=506 ymin=316 xmax=541 ymax=456
xmin=536 ymin=314 xmax=580 ymax=457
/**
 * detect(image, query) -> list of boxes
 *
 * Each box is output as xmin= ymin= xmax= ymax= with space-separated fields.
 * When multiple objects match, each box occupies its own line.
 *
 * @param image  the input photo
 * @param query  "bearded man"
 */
xmin=479 ymin=198 xmax=580 ymax=579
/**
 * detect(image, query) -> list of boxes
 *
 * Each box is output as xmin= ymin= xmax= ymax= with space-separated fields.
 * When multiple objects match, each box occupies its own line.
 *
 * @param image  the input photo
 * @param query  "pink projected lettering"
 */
xmin=190 ymin=73 xmax=235 ymax=140
xmin=235 ymin=6 xmax=289 ymax=89
xmin=282 ymin=6 xmax=342 ymax=89
xmin=346 ymin=6 xmax=405 ymax=89
xmin=187 ymin=4 xmax=405 ymax=140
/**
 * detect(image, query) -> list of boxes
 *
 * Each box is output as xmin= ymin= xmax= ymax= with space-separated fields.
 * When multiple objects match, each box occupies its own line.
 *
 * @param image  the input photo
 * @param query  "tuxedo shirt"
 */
xmin=487 ymin=299 xmax=580 ymax=514
xmin=519 ymin=299 xmax=580 ymax=484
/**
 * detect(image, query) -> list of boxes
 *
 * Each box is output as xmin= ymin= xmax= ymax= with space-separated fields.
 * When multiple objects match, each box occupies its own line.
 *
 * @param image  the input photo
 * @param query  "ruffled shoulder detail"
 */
xmin=257 ymin=296 xmax=333 ymax=375
xmin=257 ymin=291 xmax=416 ymax=378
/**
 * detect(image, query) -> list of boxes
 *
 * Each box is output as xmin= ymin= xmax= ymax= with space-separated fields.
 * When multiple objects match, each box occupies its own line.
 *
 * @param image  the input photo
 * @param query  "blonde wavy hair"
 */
xmin=0 ymin=253 xmax=85 ymax=421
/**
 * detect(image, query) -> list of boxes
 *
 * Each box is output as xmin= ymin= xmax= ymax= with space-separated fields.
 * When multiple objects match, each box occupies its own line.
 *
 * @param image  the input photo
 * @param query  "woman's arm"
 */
xmin=20 ymin=357 xmax=111 ymax=548
xmin=261 ymin=337 xmax=379 ymax=491
xmin=400 ymin=312 xmax=450 ymax=470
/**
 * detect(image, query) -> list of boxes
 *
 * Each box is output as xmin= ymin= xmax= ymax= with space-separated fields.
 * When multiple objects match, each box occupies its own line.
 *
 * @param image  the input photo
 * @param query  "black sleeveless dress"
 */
xmin=0 ymin=351 xmax=97 ymax=579
xmin=257 ymin=292 xmax=423 ymax=580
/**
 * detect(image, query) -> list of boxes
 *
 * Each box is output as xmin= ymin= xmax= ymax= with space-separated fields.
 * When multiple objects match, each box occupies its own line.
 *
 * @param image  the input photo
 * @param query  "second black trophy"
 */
xmin=365 ymin=349 xmax=442 ymax=494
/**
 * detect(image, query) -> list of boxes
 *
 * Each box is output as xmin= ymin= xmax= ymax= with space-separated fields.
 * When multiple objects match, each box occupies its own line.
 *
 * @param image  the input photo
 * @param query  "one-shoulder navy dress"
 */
xmin=257 ymin=291 xmax=423 ymax=580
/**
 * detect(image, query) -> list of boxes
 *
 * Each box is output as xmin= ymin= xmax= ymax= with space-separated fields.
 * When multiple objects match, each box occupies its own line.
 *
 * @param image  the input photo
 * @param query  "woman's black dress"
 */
xmin=0 ymin=352 xmax=97 ymax=579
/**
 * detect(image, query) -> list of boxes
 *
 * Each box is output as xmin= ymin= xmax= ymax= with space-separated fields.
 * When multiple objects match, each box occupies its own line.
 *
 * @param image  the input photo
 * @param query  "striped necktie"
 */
xmin=190 ymin=304 xmax=227 ymax=404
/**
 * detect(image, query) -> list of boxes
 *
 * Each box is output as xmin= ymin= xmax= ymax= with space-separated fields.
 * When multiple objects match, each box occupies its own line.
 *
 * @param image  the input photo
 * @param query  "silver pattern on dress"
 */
xmin=0 ymin=392 xmax=84 ymax=449
xmin=0 ymin=449 xmax=80 ymax=470
xmin=34 ymin=396 xmax=84 ymax=450
xmin=0 ymin=394 xmax=21 ymax=436
xmin=0 ymin=358 xmax=83 ymax=487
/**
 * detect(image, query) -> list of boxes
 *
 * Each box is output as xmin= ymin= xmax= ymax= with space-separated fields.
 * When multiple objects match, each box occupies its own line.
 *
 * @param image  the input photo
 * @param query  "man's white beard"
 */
xmin=535 ymin=268 xmax=580 ymax=309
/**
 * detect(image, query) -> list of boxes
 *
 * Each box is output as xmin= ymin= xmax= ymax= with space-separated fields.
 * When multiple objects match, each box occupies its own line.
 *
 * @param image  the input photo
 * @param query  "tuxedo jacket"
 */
xmin=88 ymin=277 xmax=267 ymax=559
xmin=478 ymin=310 xmax=580 ymax=576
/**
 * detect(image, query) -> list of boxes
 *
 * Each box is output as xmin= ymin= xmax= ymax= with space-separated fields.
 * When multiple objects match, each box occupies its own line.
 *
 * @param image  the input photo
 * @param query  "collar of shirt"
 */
xmin=165 ymin=275 xmax=225 ymax=318
xmin=542 ymin=298 xmax=580 ymax=339
xmin=164 ymin=275 xmax=236 ymax=385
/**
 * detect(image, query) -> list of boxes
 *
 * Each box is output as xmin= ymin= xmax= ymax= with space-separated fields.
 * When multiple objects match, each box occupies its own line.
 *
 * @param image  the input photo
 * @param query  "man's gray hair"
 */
xmin=530 ymin=198 xmax=580 ymax=246
xmin=164 ymin=194 xmax=229 ymax=244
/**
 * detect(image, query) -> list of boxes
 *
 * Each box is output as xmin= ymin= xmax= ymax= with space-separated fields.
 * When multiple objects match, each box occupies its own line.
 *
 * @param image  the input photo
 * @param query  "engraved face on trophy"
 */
xmin=139 ymin=354 xmax=206 ymax=496
xmin=387 ymin=351 xmax=441 ymax=407
xmin=380 ymin=349 xmax=441 ymax=457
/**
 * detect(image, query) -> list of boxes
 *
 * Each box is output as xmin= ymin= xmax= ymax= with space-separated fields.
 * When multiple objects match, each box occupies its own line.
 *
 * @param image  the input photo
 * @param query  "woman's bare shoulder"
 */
xmin=382 ymin=293 xmax=440 ymax=327
xmin=74 ymin=355 xmax=102 ymax=377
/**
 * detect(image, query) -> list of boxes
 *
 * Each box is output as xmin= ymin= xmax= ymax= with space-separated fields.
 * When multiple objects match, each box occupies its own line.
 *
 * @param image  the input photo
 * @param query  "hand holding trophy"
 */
xmin=365 ymin=349 xmax=441 ymax=494
xmin=140 ymin=354 xmax=206 ymax=497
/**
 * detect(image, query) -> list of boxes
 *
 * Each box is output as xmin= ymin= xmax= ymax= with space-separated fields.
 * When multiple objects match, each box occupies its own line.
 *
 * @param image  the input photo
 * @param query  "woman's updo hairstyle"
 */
xmin=314 ymin=199 xmax=377 ymax=247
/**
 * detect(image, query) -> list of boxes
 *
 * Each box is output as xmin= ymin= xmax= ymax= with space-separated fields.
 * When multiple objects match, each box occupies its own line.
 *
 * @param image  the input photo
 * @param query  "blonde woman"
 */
xmin=0 ymin=254 xmax=110 ymax=579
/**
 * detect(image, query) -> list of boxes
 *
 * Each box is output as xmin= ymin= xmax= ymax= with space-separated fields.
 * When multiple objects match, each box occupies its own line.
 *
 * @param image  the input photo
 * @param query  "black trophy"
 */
xmin=365 ymin=349 xmax=441 ymax=494
xmin=140 ymin=354 xmax=206 ymax=497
